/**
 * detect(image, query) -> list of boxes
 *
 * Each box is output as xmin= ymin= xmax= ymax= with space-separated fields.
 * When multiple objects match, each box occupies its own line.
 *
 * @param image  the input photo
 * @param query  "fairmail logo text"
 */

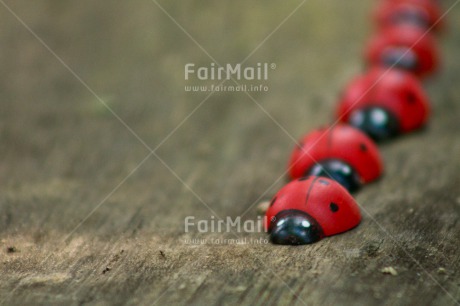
xmin=185 ymin=62 xmax=275 ymax=81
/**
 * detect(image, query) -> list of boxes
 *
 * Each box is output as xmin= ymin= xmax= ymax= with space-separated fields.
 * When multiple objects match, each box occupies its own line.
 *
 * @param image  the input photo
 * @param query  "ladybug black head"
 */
xmin=349 ymin=106 xmax=400 ymax=142
xmin=391 ymin=9 xmax=430 ymax=29
xmin=269 ymin=210 xmax=324 ymax=245
xmin=381 ymin=46 xmax=419 ymax=71
xmin=308 ymin=160 xmax=362 ymax=193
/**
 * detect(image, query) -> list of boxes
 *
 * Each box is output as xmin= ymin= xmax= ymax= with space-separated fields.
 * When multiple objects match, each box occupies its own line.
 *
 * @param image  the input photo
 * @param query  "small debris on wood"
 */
xmin=159 ymin=250 xmax=166 ymax=259
xmin=234 ymin=285 xmax=247 ymax=292
xmin=6 ymin=246 xmax=17 ymax=253
xmin=438 ymin=267 xmax=446 ymax=274
xmin=102 ymin=250 xmax=125 ymax=274
xmin=408 ymin=208 xmax=414 ymax=214
xmin=256 ymin=201 xmax=270 ymax=215
xmin=178 ymin=283 xmax=186 ymax=290
xmin=381 ymin=267 xmax=398 ymax=276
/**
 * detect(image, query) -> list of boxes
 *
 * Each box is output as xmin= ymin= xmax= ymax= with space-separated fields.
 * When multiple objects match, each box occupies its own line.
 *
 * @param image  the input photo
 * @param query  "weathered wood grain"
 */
xmin=0 ymin=1 xmax=459 ymax=305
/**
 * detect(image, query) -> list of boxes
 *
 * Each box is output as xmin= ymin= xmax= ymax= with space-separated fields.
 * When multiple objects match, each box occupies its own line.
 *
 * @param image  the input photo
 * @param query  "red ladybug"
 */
xmin=374 ymin=0 xmax=444 ymax=33
xmin=288 ymin=124 xmax=382 ymax=192
xmin=365 ymin=24 xmax=440 ymax=78
xmin=336 ymin=67 xmax=430 ymax=141
xmin=265 ymin=176 xmax=361 ymax=245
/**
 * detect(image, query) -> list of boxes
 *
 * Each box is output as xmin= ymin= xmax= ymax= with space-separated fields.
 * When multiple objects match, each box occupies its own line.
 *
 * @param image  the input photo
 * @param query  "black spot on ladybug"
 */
xmin=330 ymin=202 xmax=339 ymax=212
xmin=270 ymin=197 xmax=277 ymax=207
xmin=407 ymin=92 xmax=417 ymax=104
xmin=318 ymin=179 xmax=330 ymax=185
xmin=298 ymin=176 xmax=310 ymax=181
xmin=360 ymin=143 xmax=368 ymax=152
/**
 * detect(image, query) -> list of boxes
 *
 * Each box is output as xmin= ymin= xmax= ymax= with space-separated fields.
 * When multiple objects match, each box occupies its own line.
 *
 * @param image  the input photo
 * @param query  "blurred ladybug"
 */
xmin=374 ymin=0 xmax=444 ymax=33
xmin=265 ymin=176 xmax=361 ymax=245
xmin=336 ymin=67 xmax=430 ymax=141
xmin=288 ymin=124 xmax=382 ymax=192
xmin=365 ymin=24 xmax=440 ymax=78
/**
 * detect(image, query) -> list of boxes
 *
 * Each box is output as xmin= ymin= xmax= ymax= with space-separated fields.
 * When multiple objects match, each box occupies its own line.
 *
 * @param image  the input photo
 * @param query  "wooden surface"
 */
xmin=1 ymin=1 xmax=460 ymax=305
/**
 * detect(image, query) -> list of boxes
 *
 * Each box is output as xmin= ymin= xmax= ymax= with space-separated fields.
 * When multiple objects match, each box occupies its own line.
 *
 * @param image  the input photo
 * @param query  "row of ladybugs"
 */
xmin=263 ymin=0 xmax=445 ymax=245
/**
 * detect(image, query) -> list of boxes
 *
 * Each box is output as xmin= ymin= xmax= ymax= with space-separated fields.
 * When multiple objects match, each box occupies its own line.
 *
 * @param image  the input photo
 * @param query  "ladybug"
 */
xmin=265 ymin=176 xmax=361 ymax=245
xmin=365 ymin=24 xmax=440 ymax=78
xmin=374 ymin=0 xmax=444 ymax=33
xmin=288 ymin=124 xmax=382 ymax=192
xmin=336 ymin=67 xmax=430 ymax=141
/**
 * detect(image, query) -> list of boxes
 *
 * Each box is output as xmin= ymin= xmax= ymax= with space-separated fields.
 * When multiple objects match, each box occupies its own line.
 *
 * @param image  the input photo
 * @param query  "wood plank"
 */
xmin=0 ymin=1 xmax=459 ymax=305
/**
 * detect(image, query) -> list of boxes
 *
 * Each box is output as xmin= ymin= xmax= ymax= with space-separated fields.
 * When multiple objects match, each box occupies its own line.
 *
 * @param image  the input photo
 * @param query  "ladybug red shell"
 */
xmin=336 ymin=67 xmax=430 ymax=141
xmin=288 ymin=124 xmax=382 ymax=192
xmin=265 ymin=176 xmax=361 ymax=245
xmin=374 ymin=0 xmax=444 ymax=33
xmin=365 ymin=24 xmax=440 ymax=78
